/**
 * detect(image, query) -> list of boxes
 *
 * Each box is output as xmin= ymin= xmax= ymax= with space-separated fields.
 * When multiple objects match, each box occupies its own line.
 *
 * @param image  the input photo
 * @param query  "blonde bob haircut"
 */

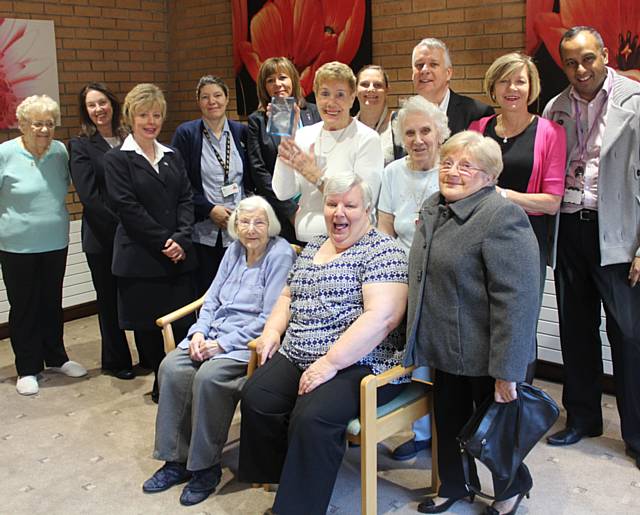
xmin=393 ymin=95 xmax=451 ymax=148
xmin=227 ymin=195 xmax=281 ymax=240
xmin=16 ymin=95 xmax=61 ymax=126
xmin=257 ymin=57 xmax=306 ymax=110
xmin=122 ymin=83 xmax=167 ymax=129
xmin=483 ymin=52 xmax=541 ymax=106
xmin=313 ymin=61 xmax=357 ymax=94
xmin=440 ymin=130 xmax=504 ymax=181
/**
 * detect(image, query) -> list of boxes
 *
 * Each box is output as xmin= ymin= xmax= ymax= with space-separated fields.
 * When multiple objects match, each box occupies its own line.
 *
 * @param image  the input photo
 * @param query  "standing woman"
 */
xmin=0 ymin=95 xmax=87 ymax=396
xmin=104 ymin=83 xmax=197 ymax=401
xmin=273 ymin=61 xmax=384 ymax=243
xmin=69 ymin=83 xmax=140 ymax=380
xmin=355 ymin=64 xmax=395 ymax=166
xmin=171 ymin=76 xmax=250 ymax=295
xmin=248 ymin=57 xmax=321 ymax=244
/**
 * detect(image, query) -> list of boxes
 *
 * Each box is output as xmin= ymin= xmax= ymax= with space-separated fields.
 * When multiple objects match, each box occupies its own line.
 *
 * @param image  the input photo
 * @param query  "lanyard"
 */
xmin=202 ymin=125 xmax=231 ymax=184
xmin=573 ymin=80 xmax=611 ymax=162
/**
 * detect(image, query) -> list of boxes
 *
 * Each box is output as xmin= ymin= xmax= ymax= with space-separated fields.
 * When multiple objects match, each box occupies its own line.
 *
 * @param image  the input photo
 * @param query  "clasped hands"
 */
xmin=256 ymin=330 xmax=337 ymax=394
xmin=162 ymin=238 xmax=185 ymax=264
xmin=189 ymin=332 xmax=223 ymax=362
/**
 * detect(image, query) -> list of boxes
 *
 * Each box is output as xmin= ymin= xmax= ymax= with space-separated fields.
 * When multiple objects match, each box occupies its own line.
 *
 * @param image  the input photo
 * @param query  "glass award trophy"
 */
xmin=267 ymin=96 xmax=296 ymax=137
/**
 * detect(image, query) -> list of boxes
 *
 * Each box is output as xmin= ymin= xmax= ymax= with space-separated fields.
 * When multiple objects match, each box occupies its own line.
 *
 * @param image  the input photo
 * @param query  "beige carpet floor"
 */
xmin=1 ymin=315 xmax=639 ymax=514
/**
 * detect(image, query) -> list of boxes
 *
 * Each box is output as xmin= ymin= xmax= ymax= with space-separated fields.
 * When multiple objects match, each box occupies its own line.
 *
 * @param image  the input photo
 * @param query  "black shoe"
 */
xmin=103 ymin=368 xmax=135 ymax=380
xmin=546 ymin=426 xmax=602 ymax=446
xmin=179 ymin=465 xmax=222 ymax=506
xmin=626 ymin=446 xmax=640 ymax=470
xmin=417 ymin=494 xmax=474 ymax=513
xmin=392 ymin=437 xmax=432 ymax=461
xmin=142 ymin=462 xmax=191 ymax=493
xmin=150 ymin=377 xmax=159 ymax=404
xmin=484 ymin=491 xmax=530 ymax=515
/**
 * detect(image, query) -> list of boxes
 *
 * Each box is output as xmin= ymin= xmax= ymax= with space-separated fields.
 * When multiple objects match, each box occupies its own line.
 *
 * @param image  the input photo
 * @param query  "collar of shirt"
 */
xmin=569 ymin=66 xmax=613 ymax=108
xmin=438 ymin=88 xmax=451 ymax=113
xmin=202 ymin=117 xmax=230 ymax=143
xmin=121 ymin=134 xmax=173 ymax=169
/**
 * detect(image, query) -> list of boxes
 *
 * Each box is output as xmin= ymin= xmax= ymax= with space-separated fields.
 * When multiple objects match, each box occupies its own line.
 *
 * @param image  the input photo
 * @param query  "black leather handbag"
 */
xmin=457 ymin=382 xmax=560 ymax=499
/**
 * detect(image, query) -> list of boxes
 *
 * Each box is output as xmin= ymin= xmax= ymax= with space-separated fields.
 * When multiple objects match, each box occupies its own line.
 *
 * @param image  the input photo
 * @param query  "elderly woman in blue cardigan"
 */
xmin=142 ymin=196 xmax=296 ymax=507
xmin=171 ymin=75 xmax=252 ymax=295
xmin=0 ymin=95 xmax=87 ymax=396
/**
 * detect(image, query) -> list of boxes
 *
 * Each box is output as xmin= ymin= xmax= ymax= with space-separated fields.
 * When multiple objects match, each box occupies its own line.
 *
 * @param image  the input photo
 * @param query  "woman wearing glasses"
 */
xmin=0 ymin=95 xmax=87 ymax=396
xmin=404 ymin=131 xmax=539 ymax=515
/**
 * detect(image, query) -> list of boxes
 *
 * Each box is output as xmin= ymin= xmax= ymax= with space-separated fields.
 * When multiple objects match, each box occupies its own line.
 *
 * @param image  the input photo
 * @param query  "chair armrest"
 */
xmin=155 ymin=295 xmax=206 ymax=328
xmin=366 ymin=364 xmax=416 ymax=389
xmin=247 ymin=339 xmax=258 ymax=377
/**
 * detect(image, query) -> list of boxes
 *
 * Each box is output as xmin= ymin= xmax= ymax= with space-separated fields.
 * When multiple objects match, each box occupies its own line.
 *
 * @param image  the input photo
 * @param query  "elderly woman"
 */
xmin=0 ymin=95 xmax=87 ymax=396
xmin=404 ymin=131 xmax=539 ymax=515
xmin=171 ymin=75 xmax=250 ymax=295
xmin=239 ymin=173 xmax=408 ymax=515
xmin=104 ymin=83 xmax=197 ymax=402
xmin=248 ymin=57 xmax=321 ymax=244
xmin=377 ymin=94 xmax=450 ymax=461
xmin=142 ymin=196 xmax=296 ymax=506
xmin=355 ymin=64 xmax=395 ymax=165
xmin=273 ymin=61 xmax=384 ymax=243
xmin=69 ymin=82 xmax=145 ymax=380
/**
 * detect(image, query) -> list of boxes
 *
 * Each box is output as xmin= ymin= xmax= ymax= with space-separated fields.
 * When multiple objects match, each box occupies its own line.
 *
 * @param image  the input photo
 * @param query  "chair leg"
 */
xmin=429 ymin=393 xmax=440 ymax=494
xmin=360 ymin=378 xmax=378 ymax=515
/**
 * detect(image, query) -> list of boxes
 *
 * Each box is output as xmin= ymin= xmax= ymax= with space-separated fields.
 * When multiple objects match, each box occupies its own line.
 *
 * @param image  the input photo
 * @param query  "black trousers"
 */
xmin=555 ymin=213 xmax=640 ymax=452
xmin=0 ymin=248 xmax=70 ymax=376
xmin=238 ymin=353 xmax=403 ymax=515
xmin=434 ymin=369 xmax=532 ymax=500
xmin=86 ymin=252 xmax=134 ymax=371
xmin=193 ymin=238 xmax=226 ymax=298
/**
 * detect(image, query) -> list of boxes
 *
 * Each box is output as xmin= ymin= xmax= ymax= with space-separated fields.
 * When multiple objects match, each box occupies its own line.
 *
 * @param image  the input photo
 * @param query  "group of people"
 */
xmin=1 ymin=23 xmax=639 ymax=515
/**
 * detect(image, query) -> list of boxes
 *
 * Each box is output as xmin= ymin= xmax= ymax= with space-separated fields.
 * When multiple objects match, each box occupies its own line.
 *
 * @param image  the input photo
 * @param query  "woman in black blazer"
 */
xmin=247 ymin=57 xmax=321 ymax=244
xmin=171 ymin=76 xmax=250 ymax=296
xmin=69 ymin=82 xmax=145 ymax=380
xmin=104 ymin=83 xmax=197 ymax=402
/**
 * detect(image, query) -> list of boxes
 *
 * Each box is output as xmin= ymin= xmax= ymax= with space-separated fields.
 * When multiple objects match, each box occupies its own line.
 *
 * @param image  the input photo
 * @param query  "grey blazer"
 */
xmin=403 ymin=187 xmax=539 ymax=382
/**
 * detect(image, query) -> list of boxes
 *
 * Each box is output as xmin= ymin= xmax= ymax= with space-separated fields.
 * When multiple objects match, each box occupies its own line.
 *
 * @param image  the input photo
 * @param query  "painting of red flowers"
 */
xmin=0 ymin=18 xmax=59 ymax=129
xmin=526 ymin=0 xmax=640 ymax=108
xmin=232 ymin=0 xmax=371 ymax=115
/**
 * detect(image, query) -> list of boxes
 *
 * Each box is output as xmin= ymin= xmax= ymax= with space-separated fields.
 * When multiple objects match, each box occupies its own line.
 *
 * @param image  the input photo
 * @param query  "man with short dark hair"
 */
xmin=543 ymin=26 xmax=640 ymax=470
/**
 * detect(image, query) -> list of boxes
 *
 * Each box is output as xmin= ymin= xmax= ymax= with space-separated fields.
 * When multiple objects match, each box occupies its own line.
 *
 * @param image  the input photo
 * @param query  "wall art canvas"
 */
xmin=232 ymin=0 xmax=372 ymax=115
xmin=0 ymin=18 xmax=59 ymax=129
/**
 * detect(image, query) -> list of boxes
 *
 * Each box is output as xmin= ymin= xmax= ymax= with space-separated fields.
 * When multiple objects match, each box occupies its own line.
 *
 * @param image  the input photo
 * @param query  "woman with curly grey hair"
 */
xmin=0 ymin=95 xmax=87 ymax=396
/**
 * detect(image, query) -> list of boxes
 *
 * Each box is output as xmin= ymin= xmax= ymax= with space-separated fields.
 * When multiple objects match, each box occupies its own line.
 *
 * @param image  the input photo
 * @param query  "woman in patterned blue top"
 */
xmin=238 ymin=173 xmax=409 ymax=515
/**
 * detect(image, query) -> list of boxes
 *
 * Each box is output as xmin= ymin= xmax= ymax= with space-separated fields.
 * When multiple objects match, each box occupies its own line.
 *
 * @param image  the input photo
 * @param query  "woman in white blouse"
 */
xmin=273 ymin=61 xmax=384 ymax=243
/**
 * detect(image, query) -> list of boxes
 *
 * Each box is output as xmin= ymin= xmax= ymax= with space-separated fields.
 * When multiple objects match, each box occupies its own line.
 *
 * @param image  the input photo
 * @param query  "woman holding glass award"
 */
xmin=171 ymin=76 xmax=250 ymax=295
xmin=247 ymin=57 xmax=321 ymax=244
xmin=272 ymin=61 xmax=384 ymax=243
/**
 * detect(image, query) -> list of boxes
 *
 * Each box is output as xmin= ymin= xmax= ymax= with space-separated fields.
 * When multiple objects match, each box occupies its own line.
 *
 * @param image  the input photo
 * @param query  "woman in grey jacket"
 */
xmin=404 ymin=131 xmax=540 ymax=515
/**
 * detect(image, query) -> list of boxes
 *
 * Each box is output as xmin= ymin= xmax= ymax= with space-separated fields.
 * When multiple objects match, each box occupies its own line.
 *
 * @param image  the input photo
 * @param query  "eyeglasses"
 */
xmin=440 ymin=159 xmax=486 ymax=177
xmin=30 ymin=120 xmax=56 ymax=130
xmin=237 ymin=218 xmax=268 ymax=230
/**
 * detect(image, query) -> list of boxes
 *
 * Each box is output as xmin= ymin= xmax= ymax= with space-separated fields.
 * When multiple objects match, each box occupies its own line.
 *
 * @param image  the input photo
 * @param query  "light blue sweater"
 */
xmin=0 ymin=138 xmax=70 ymax=253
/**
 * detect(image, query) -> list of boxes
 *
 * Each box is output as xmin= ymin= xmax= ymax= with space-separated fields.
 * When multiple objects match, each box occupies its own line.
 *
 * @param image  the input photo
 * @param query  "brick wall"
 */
xmin=0 ymin=0 xmax=169 ymax=219
xmin=1 ymin=0 xmax=527 ymax=218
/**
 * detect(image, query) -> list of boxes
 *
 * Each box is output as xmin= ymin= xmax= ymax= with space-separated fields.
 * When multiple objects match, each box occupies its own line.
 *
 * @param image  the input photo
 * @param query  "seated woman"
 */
xmin=141 ymin=196 xmax=296 ymax=507
xmin=404 ymin=131 xmax=539 ymax=515
xmin=238 ymin=174 xmax=409 ymax=515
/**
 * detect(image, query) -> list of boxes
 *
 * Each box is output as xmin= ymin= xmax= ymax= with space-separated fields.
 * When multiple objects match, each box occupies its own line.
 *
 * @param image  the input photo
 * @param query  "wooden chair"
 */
xmin=345 ymin=364 xmax=439 ymax=515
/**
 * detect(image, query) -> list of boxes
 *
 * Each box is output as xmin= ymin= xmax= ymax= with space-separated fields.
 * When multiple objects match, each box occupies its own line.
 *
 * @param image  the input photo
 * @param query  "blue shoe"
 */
xmin=391 ymin=437 xmax=431 ymax=461
xmin=142 ymin=462 xmax=191 ymax=493
xmin=179 ymin=464 xmax=222 ymax=506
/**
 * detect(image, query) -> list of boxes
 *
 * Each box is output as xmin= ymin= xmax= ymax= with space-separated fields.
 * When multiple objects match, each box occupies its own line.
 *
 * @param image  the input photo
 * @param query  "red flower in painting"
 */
xmin=526 ymin=0 xmax=640 ymax=82
xmin=0 ymin=18 xmax=46 ymax=128
xmin=232 ymin=0 xmax=366 ymax=95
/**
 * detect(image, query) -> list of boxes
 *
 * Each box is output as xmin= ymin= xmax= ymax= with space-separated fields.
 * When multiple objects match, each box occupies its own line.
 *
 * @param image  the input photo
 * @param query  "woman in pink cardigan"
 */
xmin=470 ymin=52 xmax=566 ymax=385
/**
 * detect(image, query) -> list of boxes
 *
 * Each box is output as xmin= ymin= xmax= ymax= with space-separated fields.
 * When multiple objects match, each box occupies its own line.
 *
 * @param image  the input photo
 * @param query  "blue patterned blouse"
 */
xmin=279 ymin=228 xmax=409 ymax=376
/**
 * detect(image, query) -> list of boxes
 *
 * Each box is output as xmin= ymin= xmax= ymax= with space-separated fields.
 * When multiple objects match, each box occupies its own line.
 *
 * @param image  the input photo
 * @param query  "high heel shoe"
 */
xmin=417 ymin=493 xmax=475 ymax=513
xmin=484 ymin=491 xmax=530 ymax=515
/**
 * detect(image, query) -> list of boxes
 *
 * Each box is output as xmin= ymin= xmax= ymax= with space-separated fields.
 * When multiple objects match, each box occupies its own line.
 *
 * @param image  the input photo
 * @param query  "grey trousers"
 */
xmin=153 ymin=349 xmax=247 ymax=471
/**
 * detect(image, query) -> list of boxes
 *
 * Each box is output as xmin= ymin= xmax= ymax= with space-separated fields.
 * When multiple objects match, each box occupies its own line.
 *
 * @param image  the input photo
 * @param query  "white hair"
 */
xmin=393 ymin=95 xmax=451 ymax=147
xmin=227 ymin=195 xmax=281 ymax=239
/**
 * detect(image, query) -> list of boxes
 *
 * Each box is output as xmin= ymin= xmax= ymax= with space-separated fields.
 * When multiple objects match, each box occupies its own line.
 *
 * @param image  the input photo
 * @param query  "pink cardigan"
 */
xmin=469 ymin=115 xmax=566 ymax=214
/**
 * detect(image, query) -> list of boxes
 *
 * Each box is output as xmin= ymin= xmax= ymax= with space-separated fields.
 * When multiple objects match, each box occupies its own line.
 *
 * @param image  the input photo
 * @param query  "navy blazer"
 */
xmin=171 ymin=118 xmax=251 ymax=222
xmin=393 ymin=90 xmax=494 ymax=160
xmin=68 ymin=133 xmax=119 ymax=254
xmin=103 ymin=146 xmax=197 ymax=278
xmin=247 ymin=103 xmax=321 ymax=223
